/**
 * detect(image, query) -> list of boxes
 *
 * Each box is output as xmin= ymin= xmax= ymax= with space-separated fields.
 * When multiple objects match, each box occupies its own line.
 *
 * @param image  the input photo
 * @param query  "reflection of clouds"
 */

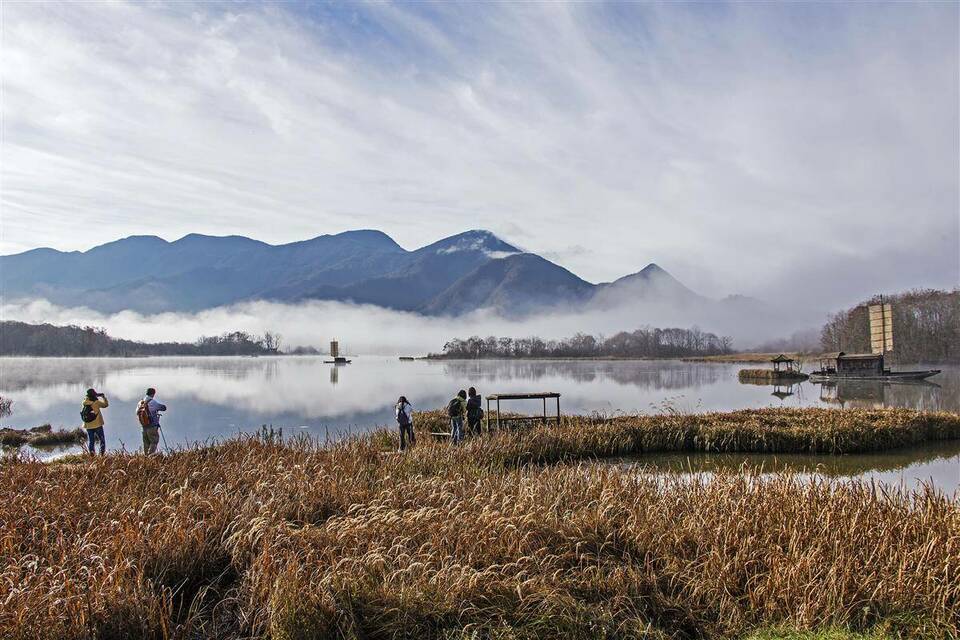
xmin=439 ymin=360 xmax=726 ymax=389
xmin=1 ymin=358 xmax=957 ymax=439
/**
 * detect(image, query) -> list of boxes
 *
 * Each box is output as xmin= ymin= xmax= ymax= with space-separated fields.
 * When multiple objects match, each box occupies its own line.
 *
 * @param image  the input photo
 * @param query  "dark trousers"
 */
xmin=399 ymin=422 xmax=415 ymax=450
xmin=86 ymin=427 xmax=105 ymax=455
xmin=467 ymin=416 xmax=482 ymax=435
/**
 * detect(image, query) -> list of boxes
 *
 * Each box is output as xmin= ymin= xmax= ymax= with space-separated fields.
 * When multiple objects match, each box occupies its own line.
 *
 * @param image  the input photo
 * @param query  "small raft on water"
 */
xmin=738 ymin=369 xmax=809 ymax=383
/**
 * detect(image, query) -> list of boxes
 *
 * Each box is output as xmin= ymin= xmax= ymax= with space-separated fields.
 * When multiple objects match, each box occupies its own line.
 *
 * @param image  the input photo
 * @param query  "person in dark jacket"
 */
xmin=447 ymin=390 xmax=467 ymax=444
xmin=138 ymin=387 xmax=167 ymax=455
xmin=395 ymin=395 xmax=415 ymax=451
xmin=466 ymin=387 xmax=484 ymax=435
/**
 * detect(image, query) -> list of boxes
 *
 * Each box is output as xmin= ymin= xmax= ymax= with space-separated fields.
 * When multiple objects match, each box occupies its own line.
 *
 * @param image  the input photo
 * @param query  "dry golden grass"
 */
xmin=1 ymin=408 xmax=958 ymax=639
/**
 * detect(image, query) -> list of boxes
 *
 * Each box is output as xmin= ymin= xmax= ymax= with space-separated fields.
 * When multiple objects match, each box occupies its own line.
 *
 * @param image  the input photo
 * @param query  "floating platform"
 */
xmin=738 ymin=369 xmax=809 ymax=383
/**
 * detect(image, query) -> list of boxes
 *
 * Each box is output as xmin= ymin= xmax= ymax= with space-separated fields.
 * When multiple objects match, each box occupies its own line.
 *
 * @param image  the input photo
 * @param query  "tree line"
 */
xmin=820 ymin=288 xmax=959 ymax=364
xmin=0 ymin=321 xmax=283 ymax=357
xmin=436 ymin=326 xmax=733 ymax=359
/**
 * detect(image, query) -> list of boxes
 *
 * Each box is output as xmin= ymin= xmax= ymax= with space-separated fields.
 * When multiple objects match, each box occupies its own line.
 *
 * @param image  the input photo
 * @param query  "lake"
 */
xmin=1 ymin=357 xmax=957 ymax=491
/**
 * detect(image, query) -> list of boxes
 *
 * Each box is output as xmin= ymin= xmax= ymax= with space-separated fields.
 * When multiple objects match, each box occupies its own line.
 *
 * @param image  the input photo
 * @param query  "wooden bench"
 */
xmin=486 ymin=392 xmax=561 ymax=431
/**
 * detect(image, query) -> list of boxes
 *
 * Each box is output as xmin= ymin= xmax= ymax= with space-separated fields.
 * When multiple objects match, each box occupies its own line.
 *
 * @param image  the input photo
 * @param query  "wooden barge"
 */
xmin=808 ymin=352 xmax=940 ymax=382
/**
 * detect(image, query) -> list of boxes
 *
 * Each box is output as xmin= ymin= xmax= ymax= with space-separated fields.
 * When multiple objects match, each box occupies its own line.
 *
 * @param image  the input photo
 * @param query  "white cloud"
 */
xmin=1 ymin=2 xmax=957 ymax=310
xmin=0 ymin=292 xmax=820 ymax=355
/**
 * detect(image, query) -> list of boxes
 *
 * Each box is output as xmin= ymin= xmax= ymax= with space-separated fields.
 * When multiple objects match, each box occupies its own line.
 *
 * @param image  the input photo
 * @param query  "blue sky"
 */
xmin=1 ymin=1 xmax=957 ymax=309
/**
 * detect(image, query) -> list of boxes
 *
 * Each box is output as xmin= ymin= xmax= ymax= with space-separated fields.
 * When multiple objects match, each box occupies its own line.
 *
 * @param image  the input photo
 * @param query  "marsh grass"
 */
xmin=1 ymin=408 xmax=958 ymax=639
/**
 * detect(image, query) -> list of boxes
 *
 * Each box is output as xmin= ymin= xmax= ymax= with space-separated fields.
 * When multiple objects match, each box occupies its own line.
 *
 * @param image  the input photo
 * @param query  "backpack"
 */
xmin=396 ymin=402 xmax=411 ymax=426
xmin=447 ymin=398 xmax=462 ymax=418
xmin=80 ymin=403 xmax=97 ymax=424
xmin=136 ymin=400 xmax=152 ymax=428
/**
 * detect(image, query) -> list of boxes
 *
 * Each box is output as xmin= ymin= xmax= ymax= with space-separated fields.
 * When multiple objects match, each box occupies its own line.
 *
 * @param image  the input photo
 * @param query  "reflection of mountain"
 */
xmin=438 ymin=360 xmax=726 ymax=390
xmin=0 ymin=356 xmax=280 ymax=393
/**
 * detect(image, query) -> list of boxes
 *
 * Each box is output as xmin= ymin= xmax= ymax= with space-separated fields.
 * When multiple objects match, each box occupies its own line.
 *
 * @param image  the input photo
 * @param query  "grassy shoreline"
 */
xmin=3 ymin=408 xmax=959 ymax=639
xmin=0 ymin=424 xmax=82 ymax=448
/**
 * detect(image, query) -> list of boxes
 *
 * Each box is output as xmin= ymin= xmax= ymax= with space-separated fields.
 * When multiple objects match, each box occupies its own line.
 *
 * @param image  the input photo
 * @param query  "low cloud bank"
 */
xmin=1 ymin=297 xmax=818 ymax=355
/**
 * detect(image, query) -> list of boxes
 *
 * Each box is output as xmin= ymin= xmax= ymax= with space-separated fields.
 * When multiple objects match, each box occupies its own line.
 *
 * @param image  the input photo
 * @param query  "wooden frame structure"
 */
xmin=770 ymin=354 xmax=799 ymax=374
xmin=485 ymin=392 xmax=561 ymax=431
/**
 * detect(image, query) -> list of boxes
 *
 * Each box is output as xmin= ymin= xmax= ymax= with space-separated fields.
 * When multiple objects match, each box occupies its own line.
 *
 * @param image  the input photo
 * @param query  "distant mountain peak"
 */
xmin=173 ymin=233 xmax=268 ymax=247
xmin=89 ymin=234 xmax=167 ymax=249
xmin=431 ymin=229 xmax=519 ymax=258
xmin=332 ymin=229 xmax=394 ymax=241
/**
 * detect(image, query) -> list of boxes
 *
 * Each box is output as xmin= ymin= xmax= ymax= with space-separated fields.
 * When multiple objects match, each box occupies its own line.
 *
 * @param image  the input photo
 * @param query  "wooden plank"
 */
xmin=486 ymin=393 xmax=561 ymax=400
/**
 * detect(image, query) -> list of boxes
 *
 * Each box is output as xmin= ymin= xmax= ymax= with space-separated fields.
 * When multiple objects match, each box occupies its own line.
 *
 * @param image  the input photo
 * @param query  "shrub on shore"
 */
xmin=0 ymin=425 xmax=83 ymax=448
xmin=1 ymin=408 xmax=958 ymax=639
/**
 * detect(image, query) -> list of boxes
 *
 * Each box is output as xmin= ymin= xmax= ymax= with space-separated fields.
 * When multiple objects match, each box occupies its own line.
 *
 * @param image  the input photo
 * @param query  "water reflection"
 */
xmin=439 ymin=359 xmax=727 ymax=389
xmin=812 ymin=379 xmax=945 ymax=411
xmin=610 ymin=440 xmax=960 ymax=494
xmin=0 ymin=358 xmax=957 ymax=460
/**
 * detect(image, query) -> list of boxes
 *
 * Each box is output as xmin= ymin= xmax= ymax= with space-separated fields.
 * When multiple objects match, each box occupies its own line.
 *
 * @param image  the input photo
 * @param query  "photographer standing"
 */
xmin=80 ymin=388 xmax=109 ymax=456
xmin=137 ymin=388 xmax=167 ymax=455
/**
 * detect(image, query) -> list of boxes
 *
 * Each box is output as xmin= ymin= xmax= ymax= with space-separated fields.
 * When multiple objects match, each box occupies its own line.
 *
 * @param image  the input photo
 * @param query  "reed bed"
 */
xmin=1 ymin=408 xmax=958 ymax=640
xmin=415 ymin=407 xmax=960 ymax=459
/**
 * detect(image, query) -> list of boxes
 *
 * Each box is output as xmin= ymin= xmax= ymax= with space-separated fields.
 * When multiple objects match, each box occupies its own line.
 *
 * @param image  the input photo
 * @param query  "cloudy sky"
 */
xmin=2 ymin=1 xmax=957 ymax=309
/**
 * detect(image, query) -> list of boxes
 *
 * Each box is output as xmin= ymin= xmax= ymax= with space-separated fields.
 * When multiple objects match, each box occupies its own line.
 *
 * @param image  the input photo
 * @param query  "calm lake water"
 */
xmin=1 ymin=357 xmax=957 ymax=491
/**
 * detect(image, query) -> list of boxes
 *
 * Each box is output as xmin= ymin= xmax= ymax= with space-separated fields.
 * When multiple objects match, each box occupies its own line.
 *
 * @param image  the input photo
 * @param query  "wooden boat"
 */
xmin=324 ymin=356 xmax=352 ymax=365
xmin=809 ymin=370 xmax=940 ymax=382
xmin=808 ymin=352 xmax=940 ymax=381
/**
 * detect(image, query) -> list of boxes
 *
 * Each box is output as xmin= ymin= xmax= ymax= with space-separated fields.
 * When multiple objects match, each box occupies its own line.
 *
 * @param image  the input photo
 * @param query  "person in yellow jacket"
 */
xmin=81 ymin=388 xmax=109 ymax=456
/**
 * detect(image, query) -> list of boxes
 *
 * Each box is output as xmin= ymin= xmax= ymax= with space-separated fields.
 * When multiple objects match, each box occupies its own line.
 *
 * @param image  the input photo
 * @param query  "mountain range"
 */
xmin=0 ymin=229 xmax=711 ymax=316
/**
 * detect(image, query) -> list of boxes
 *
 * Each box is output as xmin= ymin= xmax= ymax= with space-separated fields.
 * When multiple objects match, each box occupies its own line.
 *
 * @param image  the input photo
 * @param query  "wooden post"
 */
xmin=556 ymin=396 xmax=560 ymax=426
xmin=543 ymin=397 xmax=547 ymax=425
xmin=485 ymin=397 xmax=489 ymax=433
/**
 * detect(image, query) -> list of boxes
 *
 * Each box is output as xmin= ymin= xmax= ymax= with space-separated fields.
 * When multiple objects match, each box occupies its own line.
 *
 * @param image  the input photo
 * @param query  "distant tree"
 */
xmin=0 ymin=321 xmax=284 ymax=357
xmin=436 ymin=326 xmax=734 ymax=359
xmin=819 ymin=289 xmax=958 ymax=363
xmin=262 ymin=331 xmax=283 ymax=352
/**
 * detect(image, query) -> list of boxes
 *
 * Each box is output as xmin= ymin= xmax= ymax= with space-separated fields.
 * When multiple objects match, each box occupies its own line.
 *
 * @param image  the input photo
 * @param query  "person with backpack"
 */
xmin=81 ymin=388 xmax=109 ymax=456
xmin=447 ymin=389 xmax=467 ymax=444
xmin=466 ymin=387 xmax=484 ymax=436
xmin=136 ymin=388 xmax=167 ymax=455
xmin=395 ymin=395 xmax=415 ymax=451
